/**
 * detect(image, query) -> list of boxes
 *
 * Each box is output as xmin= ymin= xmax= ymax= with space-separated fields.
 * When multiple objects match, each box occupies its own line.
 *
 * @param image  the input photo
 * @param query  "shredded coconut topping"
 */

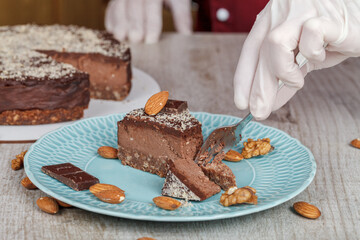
xmin=0 ymin=24 xmax=129 ymax=81
xmin=126 ymin=108 xmax=199 ymax=132
xmin=0 ymin=49 xmax=77 ymax=81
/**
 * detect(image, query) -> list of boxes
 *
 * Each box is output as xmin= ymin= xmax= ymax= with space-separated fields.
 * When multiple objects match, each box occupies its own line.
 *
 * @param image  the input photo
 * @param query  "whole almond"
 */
xmin=93 ymin=190 xmax=125 ymax=204
xmin=36 ymin=197 xmax=59 ymax=214
xmin=153 ymin=196 xmax=181 ymax=211
xmin=293 ymin=201 xmax=321 ymax=219
xmin=98 ymin=146 xmax=118 ymax=159
xmin=350 ymin=138 xmax=360 ymax=149
xmin=11 ymin=158 xmax=23 ymax=170
xmin=224 ymin=150 xmax=244 ymax=162
xmin=21 ymin=176 xmax=38 ymax=190
xmin=55 ymin=199 xmax=72 ymax=208
xmin=89 ymin=183 xmax=124 ymax=195
xmin=144 ymin=91 xmax=169 ymax=115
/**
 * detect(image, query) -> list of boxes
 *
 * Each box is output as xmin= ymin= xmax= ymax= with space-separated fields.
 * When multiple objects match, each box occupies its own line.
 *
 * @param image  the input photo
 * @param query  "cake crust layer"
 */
xmin=0 ymin=106 xmax=87 ymax=125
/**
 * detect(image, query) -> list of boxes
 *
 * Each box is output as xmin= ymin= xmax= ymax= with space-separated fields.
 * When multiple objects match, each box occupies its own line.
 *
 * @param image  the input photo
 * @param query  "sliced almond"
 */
xmin=98 ymin=146 xmax=118 ymax=159
xmin=153 ymin=196 xmax=181 ymax=211
xmin=224 ymin=150 xmax=244 ymax=162
xmin=293 ymin=201 xmax=321 ymax=219
xmin=21 ymin=176 xmax=38 ymax=190
xmin=36 ymin=197 xmax=59 ymax=214
xmin=55 ymin=199 xmax=72 ymax=208
xmin=350 ymin=138 xmax=360 ymax=149
xmin=92 ymin=190 xmax=125 ymax=204
xmin=89 ymin=183 xmax=124 ymax=195
xmin=144 ymin=91 xmax=169 ymax=115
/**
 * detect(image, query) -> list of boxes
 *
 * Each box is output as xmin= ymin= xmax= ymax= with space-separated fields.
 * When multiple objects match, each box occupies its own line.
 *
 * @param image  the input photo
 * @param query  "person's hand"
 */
xmin=234 ymin=0 xmax=360 ymax=120
xmin=105 ymin=0 xmax=192 ymax=44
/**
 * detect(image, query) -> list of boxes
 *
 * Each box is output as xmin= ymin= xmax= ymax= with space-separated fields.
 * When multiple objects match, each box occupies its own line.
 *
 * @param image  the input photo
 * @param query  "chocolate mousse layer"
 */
xmin=162 ymin=158 xmax=221 ymax=201
xmin=117 ymin=100 xmax=203 ymax=177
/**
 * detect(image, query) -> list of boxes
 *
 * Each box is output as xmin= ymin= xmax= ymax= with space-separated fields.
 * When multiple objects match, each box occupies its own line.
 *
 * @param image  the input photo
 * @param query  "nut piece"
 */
xmin=241 ymin=138 xmax=272 ymax=159
xmin=293 ymin=201 xmax=321 ymax=219
xmin=350 ymin=138 xmax=360 ymax=149
xmin=92 ymin=190 xmax=125 ymax=204
xmin=55 ymin=199 xmax=72 ymax=208
xmin=220 ymin=186 xmax=258 ymax=207
xmin=11 ymin=150 xmax=27 ymax=170
xmin=144 ymin=91 xmax=169 ymax=115
xmin=36 ymin=197 xmax=59 ymax=214
xmin=89 ymin=183 xmax=124 ymax=195
xmin=153 ymin=196 xmax=181 ymax=211
xmin=98 ymin=146 xmax=118 ymax=159
xmin=21 ymin=176 xmax=38 ymax=190
xmin=224 ymin=150 xmax=244 ymax=162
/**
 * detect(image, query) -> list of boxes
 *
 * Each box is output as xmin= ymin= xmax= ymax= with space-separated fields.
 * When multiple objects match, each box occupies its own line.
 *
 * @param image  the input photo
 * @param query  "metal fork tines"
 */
xmin=195 ymin=113 xmax=253 ymax=164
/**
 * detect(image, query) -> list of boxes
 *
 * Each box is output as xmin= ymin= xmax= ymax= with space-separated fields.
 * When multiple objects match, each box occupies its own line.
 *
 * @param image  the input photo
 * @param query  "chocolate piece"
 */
xmin=117 ymin=106 xmax=203 ymax=177
xmin=162 ymin=158 xmax=221 ymax=201
xmin=41 ymin=163 xmax=99 ymax=191
xmin=162 ymin=99 xmax=188 ymax=114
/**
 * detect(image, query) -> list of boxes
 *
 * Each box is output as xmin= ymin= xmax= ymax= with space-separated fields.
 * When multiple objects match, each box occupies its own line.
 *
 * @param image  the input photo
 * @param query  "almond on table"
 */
xmin=36 ymin=197 xmax=59 ymax=214
xmin=21 ymin=176 xmax=38 ymax=190
xmin=350 ymin=138 xmax=360 ymax=149
xmin=293 ymin=201 xmax=321 ymax=219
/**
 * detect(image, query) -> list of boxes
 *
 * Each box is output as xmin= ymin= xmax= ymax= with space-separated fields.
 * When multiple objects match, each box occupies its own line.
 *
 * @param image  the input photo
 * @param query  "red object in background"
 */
xmin=194 ymin=0 xmax=269 ymax=32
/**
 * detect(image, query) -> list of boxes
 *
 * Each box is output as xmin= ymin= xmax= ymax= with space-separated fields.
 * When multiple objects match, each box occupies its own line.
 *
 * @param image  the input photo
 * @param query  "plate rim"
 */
xmin=24 ymin=112 xmax=316 ymax=222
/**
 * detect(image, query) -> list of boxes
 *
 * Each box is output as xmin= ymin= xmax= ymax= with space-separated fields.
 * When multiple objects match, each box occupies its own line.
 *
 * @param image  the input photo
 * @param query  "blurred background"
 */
xmin=0 ymin=0 xmax=198 ymax=31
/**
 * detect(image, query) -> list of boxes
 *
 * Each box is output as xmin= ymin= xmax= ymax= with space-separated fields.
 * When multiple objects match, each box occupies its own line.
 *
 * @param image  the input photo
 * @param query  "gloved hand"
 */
xmin=234 ymin=0 xmax=360 ymax=120
xmin=105 ymin=0 xmax=192 ymax=44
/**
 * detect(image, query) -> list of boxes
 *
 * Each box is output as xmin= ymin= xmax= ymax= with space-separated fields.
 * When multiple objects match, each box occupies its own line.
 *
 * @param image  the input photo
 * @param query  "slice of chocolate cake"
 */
xmin=162 ymin=158 xmax=221 ymax=201
xmin=117 ymin=100 xmax=203 ymax=177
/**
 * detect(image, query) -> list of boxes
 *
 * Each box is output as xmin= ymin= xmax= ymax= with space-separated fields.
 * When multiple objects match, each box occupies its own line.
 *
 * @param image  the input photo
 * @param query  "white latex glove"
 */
xmin=105 ymin=0 xmax=192 ymax=44
xmin=234 ymin=0 xmax=360 ymax=120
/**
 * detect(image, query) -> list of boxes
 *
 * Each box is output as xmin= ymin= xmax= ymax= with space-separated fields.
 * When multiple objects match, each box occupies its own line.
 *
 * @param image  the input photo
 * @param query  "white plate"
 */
xmin=0 ymin=68 xmax=160 ymax=142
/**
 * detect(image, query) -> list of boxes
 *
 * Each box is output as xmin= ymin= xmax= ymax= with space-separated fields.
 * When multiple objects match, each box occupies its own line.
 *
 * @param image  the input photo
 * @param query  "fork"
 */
xmin=195 ymin=49 xmax=311 ymax=164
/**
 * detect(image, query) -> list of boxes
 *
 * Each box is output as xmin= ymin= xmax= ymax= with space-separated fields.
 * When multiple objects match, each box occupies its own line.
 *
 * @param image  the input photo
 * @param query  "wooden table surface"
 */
xmin=1 ymin=33 xmax=359 ymax=240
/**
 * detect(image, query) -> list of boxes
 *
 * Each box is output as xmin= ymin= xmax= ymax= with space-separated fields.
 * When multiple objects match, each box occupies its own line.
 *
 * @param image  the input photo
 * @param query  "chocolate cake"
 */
xmin=162 ymin=158 xmax=221 ymax=201
xmin=0 ymin=24 xmax=131 ymax=125
xmin=117 ymin=100 xmax=203 ymax=177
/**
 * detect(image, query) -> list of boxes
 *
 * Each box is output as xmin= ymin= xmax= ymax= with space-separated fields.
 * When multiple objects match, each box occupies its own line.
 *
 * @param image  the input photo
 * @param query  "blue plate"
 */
xmin=24 ymin=112 xmax=316 ymax=222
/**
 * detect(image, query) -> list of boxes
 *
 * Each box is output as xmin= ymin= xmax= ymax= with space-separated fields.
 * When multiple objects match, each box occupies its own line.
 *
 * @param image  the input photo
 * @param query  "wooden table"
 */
xmin=1 ymin=33 xmax=359 ymax=240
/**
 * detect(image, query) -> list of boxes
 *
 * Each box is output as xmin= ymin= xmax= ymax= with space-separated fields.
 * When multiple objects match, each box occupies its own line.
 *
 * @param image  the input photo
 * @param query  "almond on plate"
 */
xmin=224 ymin=150 xmax=244 ymax=162
xmin=89 ymin=183 xmax=124 ymax=195
xmin=98 ymin=146 xmax=118 ymax=159
xmin=144 ymin=91 xmax=169 ymax=115
xmin=153 ymin=196 xmax=181 ymax=211
xmin=92 ymin=190 xmax=125 ymax=204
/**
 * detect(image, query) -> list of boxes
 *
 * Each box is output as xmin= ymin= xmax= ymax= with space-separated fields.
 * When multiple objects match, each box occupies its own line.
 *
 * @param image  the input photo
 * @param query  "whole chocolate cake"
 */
xmin=117 ymin=100 xmax=203 ymax=178
xmin=0 ymin=24 xmax=131 ymax=125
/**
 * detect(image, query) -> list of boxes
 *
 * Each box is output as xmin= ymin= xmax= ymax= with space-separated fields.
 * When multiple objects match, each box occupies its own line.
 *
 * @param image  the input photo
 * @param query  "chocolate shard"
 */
xmin=41 ymin=163 xmax=99 ymax=191
xmin=162 ymin=99 xmax=188 ymax=114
